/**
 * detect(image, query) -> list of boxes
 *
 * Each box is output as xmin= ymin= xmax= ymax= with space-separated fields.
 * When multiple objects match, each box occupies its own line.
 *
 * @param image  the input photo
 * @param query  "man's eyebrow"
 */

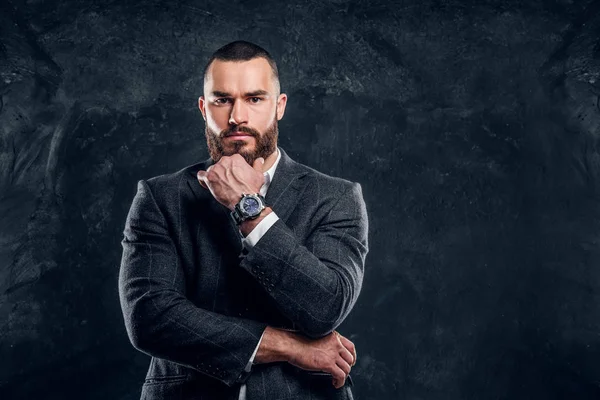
xmin=245 ymin=90 xmax=269 ymax=96
xmin=211 ymin=91 xmax=231 ymax=97
xmin=211 ymin=90 xmax=269 ymax=97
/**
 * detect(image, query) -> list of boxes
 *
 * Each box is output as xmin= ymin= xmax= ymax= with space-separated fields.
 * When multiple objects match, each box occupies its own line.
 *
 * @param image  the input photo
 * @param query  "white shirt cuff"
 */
xmin=245 ymin=329 xmax=266 ymax=372
xmin=241 ymin=212 xmax=279 ymax=249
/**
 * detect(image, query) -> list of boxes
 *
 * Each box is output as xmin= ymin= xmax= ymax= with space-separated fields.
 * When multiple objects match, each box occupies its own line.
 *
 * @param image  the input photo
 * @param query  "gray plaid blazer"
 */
xmin=118 ymin=146 xmax=369 ymax=399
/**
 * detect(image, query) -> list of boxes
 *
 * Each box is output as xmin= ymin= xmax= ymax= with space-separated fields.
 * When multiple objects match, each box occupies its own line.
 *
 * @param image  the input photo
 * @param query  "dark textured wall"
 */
xmin=2 ymin=0 xmax=600 ymax=398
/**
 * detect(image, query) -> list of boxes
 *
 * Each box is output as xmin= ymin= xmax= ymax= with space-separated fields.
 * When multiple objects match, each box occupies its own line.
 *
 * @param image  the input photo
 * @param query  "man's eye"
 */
xmin=249 ymin=97 xmax=262 ymax=103
xmin=215 ymin=98 xmax=230 ymax=104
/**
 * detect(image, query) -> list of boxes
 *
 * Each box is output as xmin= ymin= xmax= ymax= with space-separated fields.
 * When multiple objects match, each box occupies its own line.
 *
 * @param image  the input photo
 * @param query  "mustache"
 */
xmin=222 ymin=126 xmax=259 ymax=138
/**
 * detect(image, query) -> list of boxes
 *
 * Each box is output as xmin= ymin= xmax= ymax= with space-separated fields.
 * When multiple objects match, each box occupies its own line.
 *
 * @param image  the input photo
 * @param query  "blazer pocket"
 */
xmin=143 ymin=374 xmax=188 ymax=386
xmin=140 ymin=376 xmax=192 ymax=400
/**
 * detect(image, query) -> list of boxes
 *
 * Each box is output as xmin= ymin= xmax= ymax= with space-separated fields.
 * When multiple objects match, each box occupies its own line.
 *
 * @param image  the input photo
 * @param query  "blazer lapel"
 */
xmin=264 ymin=147 xmax=309 ymax=222
xmin=186 ymin=157 xmax=215 ymax=203
xmin=185 ymin=156 xmax=244 ymax=256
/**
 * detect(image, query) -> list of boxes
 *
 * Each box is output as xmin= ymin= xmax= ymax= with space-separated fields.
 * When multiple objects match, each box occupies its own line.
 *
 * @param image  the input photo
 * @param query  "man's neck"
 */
xmin=261 ymin=147 xmax=279 ymax=172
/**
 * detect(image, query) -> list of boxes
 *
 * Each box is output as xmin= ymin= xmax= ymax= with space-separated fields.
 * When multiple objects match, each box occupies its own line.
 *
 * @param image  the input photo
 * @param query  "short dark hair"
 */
xmin=203 ymin=40 xmax=280 ymax=93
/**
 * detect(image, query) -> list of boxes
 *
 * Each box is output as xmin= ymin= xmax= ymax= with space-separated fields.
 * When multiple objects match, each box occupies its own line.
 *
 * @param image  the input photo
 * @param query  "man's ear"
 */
xmin=198 ymin=96 xmax=206 ymax=121
xmin=276 ymin=93 xmax=288 ymax=120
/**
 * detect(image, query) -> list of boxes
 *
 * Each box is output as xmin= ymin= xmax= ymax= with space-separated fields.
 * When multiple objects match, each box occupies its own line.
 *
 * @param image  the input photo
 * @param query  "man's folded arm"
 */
xmin=238 ymin=181 xmax=369 ymax=339
xmin=118 ymin=179 xmax=267 ymax=387
xmin=241 ymin=211 xmax=280 ymax=249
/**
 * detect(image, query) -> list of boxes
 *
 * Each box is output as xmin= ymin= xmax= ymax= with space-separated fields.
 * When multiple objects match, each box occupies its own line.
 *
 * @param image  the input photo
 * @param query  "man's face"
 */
xmin=198 ymin=57 xmax=287 ymax=165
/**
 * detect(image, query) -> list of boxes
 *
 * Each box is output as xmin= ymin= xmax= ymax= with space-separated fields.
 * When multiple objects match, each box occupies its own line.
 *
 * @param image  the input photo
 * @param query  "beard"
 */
xmin=205 ymin=114 xmax=278 ymax=166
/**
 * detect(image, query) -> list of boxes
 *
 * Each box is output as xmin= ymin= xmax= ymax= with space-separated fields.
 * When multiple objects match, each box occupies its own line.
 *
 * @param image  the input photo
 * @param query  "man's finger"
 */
xmin=339 ymin=346 xmax=354 ymax=367
xmin=330 ymin=365 xmax=347 ymax=389
xmin=337 ymin=334 xmax=357 ymax=366
xmin=336 ymin=357 xmax=351 ymax=376
xmin=196 ymin=171 xmax=208 ymax=189
xmin=252 ymin=157 xmax=265 ymax=173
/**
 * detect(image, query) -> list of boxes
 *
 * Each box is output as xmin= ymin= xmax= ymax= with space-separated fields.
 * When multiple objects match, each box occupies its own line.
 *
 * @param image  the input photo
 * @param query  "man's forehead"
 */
xmin=204 ymin=58 xmax=276 ymax=94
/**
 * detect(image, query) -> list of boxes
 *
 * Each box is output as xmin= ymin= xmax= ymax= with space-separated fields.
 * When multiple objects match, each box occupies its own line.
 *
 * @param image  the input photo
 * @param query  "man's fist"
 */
xmin=287 ymin=330 xmax=357 ymax=389
xmin=196 ymin=154 xmax=265 ymax=210
xmin=253 ymin=327 xmax=358 ymax=389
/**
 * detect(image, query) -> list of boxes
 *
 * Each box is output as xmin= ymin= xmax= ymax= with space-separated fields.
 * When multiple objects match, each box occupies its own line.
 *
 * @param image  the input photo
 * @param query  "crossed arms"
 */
xmin=118 ymin=178 xmax=369 ymax=387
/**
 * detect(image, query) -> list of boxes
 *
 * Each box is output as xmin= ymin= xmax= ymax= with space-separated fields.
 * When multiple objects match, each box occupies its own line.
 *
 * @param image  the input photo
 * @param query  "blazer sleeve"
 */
xmin=238 ymin=181 xmax=369 ymax=339
xmin=118 ymin=179 xmax=267 ymax=387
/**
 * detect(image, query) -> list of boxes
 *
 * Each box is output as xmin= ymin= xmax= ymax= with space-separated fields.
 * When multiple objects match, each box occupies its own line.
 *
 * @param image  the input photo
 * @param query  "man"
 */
xmin=118 ymin=40 xmax=369 ymax=400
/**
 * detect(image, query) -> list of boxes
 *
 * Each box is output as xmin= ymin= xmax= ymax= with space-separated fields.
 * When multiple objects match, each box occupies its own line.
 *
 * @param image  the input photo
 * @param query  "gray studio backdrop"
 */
xmin=2 ymin=0 xmax=600 ymax=399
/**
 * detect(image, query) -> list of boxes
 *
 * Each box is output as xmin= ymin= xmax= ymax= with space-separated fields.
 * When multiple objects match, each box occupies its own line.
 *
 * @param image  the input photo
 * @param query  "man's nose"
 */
xmin=228 ymin=99 xmax=249 ymax=125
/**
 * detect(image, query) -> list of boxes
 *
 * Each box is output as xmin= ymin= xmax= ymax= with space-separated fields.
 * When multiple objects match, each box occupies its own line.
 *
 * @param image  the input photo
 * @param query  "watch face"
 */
xmin=241 ymin=196 xmax=261 ymax=216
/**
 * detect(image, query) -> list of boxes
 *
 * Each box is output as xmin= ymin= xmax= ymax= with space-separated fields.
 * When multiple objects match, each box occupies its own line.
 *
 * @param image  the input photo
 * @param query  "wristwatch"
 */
xmin=230 ymin=193 xmax=267 ymax=225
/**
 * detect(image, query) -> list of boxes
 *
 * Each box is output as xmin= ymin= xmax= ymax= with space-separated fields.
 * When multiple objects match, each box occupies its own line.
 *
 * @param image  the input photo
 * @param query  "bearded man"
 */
xmin=118 ymin=40 xmax=369 ymax=400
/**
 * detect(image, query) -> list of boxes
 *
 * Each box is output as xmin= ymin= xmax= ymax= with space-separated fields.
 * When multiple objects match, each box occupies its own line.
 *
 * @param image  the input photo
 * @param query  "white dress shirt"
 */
xmin=237 ymin=147 xmax=281 ymax=400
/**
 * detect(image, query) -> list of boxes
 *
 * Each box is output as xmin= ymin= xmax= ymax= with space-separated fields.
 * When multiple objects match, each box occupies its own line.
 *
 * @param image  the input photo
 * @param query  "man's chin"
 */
xmin=216 ymin=145 xmax=255 ymax=163
xmin=222 ymin=142 xmax=255 ymax=155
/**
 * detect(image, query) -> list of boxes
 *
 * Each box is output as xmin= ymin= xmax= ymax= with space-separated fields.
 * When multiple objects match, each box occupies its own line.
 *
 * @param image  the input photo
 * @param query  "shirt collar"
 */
xmin=262 ymin=147 xmax=281 ymax=192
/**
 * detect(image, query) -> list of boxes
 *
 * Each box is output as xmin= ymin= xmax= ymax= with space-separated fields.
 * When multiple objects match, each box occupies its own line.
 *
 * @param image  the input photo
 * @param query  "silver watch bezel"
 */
xmin=238 ymin=193 xmax=265 ymax=218
xmin=231 ymin=193 xmax=266 ymax=225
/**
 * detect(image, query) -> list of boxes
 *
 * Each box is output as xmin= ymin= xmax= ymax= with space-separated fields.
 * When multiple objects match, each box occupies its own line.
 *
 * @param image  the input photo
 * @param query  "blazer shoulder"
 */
xmin=134 ymin=160 xmax=209 ymax=204
xmin=297 ymin=162 xmax=361 ymax=196
xmin=142 ymin=160 xmax=206 ymax=188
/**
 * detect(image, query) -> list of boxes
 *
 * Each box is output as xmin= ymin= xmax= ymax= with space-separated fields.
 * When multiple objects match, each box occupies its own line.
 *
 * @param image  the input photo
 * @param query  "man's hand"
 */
xmin=289 ymin=331 xmax=357 ymax=389
xmin=196 ymin=154 xmax=265 ymax=210
xmin=254 ymin=327 xmax=357 ymax=389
